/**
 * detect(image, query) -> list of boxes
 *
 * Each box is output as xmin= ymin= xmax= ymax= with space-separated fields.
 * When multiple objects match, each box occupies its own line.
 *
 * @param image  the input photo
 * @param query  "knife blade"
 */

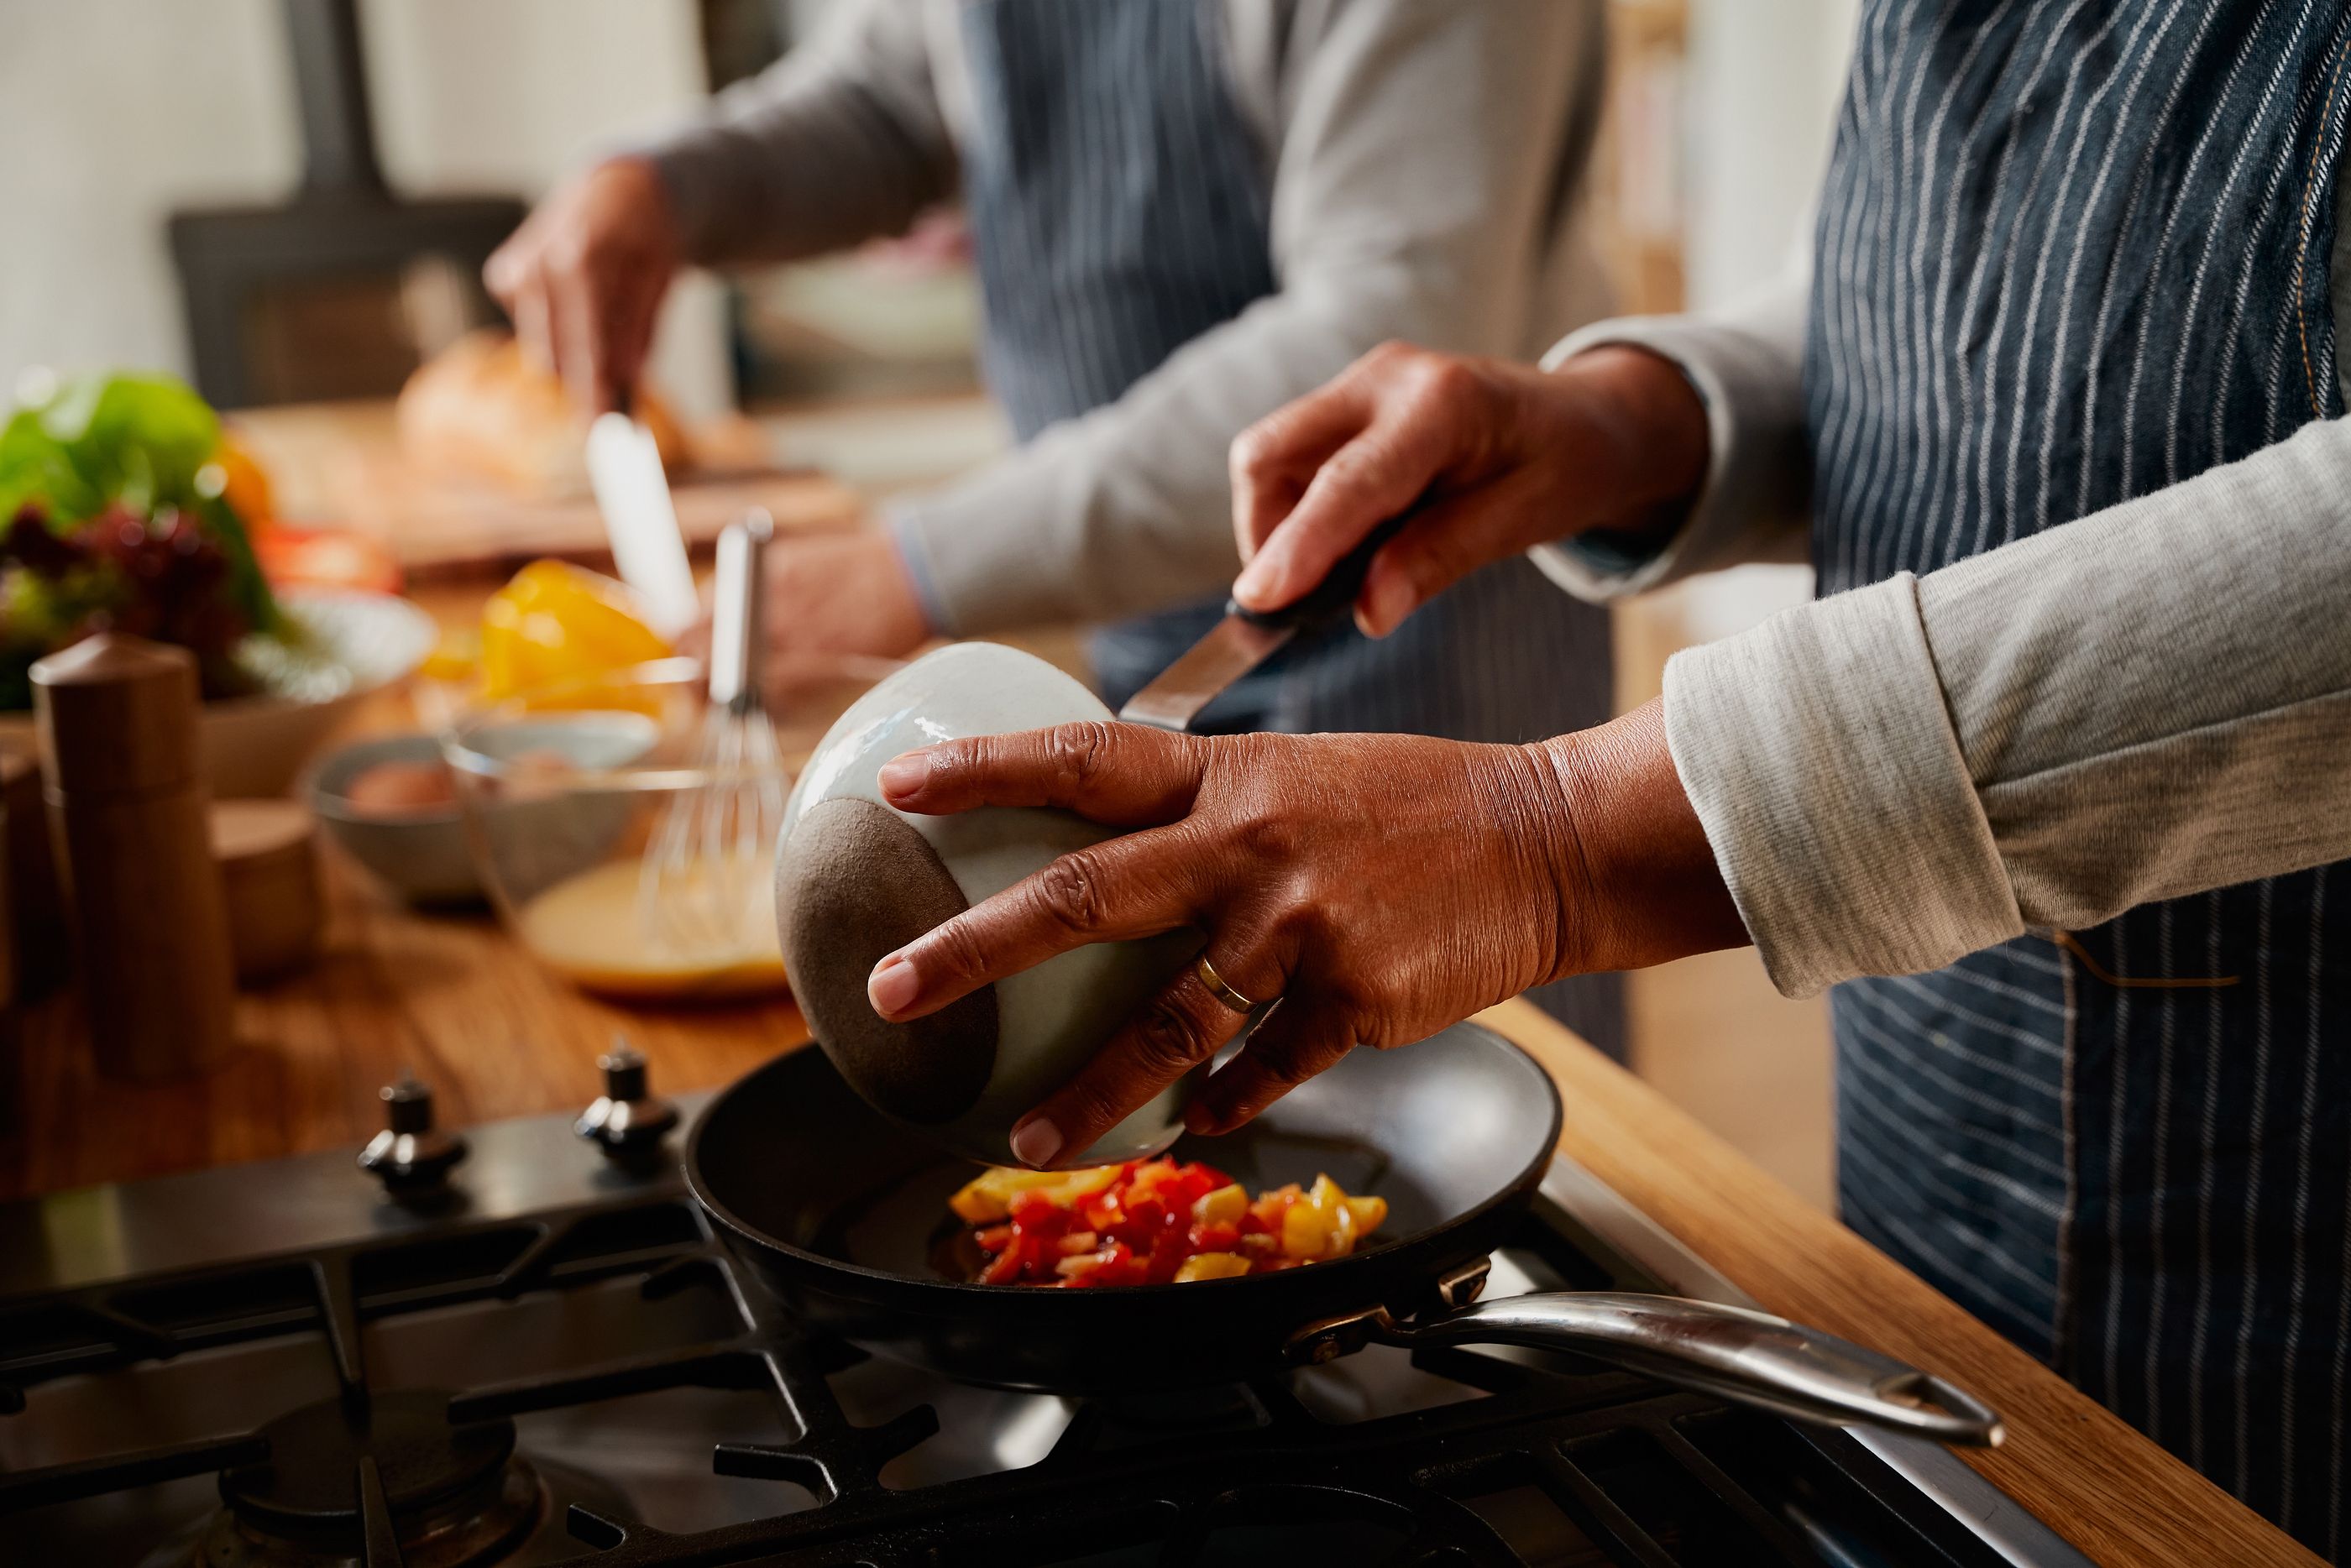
xmin=1118 ymin=515 xmax=1409 ymax=731
xmin=586 ymin=409 xmax=702 ymax=641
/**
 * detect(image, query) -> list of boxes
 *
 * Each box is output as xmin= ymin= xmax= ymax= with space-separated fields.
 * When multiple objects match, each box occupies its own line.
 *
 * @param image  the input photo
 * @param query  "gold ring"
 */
xmin=1195 ymin=952 xmax=1257 ymax=1013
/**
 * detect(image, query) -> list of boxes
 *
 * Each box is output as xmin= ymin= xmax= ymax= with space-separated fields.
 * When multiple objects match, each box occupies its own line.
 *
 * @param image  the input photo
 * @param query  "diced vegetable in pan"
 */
xmin=949 ymin=1158 xmax=1388 ymax=1288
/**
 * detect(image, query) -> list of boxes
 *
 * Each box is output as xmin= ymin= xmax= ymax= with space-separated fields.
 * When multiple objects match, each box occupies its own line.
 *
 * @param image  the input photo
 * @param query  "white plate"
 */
xmin=0 ymin=588 xmax=438 ymax=798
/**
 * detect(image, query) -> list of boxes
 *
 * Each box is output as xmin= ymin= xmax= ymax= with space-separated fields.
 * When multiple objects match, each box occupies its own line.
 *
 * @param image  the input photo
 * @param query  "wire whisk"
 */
xmin=637 ymin=510 xmax=786 ymax=957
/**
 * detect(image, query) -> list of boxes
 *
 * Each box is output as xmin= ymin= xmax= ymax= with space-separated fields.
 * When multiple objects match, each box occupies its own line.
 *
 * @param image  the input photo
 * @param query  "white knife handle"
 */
xmin=587 ymin=411 xmax=701 ymax=640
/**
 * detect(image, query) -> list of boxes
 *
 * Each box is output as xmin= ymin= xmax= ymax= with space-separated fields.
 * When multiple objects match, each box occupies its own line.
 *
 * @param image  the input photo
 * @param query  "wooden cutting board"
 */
xmin=230 ymin=402 xmax=862 ymax=578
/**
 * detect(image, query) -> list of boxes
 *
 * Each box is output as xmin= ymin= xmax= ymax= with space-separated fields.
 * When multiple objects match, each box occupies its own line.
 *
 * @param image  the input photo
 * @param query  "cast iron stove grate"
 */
xmin=0 ymin=1177 xmax=2018 ymax=1567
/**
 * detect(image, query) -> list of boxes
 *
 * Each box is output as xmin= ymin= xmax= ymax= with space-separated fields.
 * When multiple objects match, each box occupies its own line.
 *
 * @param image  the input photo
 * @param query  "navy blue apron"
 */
xmin=1809 ymin=3 xmax=2351 ymax=1553
xmin=956 ymin=0 xmax=1622 ymax=1053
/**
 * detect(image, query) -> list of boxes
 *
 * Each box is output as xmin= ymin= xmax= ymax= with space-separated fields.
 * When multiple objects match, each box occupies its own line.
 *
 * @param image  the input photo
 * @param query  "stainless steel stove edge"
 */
xmin=1536 ymin=1159 xmax=2095 ymax=1568
xmin=0 ymin=1092 xmax=719 ymax=1299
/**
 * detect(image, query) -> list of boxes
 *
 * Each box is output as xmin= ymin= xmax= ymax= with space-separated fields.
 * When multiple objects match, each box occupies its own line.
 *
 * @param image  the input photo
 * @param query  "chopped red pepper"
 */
xmin=951 ymin=1159 xmax=1385 ymax=1288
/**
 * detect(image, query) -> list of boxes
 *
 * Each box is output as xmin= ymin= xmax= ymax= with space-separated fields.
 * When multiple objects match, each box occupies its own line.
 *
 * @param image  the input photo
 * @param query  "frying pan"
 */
xmin=687 ymin=1021 xmax=2003 ymax=1446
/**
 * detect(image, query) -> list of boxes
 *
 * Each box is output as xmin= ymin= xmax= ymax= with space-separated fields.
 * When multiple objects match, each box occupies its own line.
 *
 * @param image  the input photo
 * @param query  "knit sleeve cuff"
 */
xmin=1661 ymin=572 xmax=2024 ymax=997
xmin=882 ymin=510 xmax=950 ymax=637
xmin=1526 ymin=314 xmax=1811 ymax=603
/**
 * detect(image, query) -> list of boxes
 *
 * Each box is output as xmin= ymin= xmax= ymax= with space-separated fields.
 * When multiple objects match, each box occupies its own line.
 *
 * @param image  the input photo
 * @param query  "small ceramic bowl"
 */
xmin=308 ymin=732 xmax=482 ymax=905
xmin=443 ymin=656 xmax=897 ymax=1002
xmin=775 ymin=642 xmax=1200 ymax=1168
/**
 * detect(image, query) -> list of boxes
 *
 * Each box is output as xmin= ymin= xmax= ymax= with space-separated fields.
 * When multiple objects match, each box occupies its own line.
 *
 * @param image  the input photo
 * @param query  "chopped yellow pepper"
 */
xmin=1192 ymin=1182 xmax=1248 ymax=1227
xmin=1280 ymin=1174 xmax=1388 ymax=1262
xmin=1173 ymin=1252 xmax=1254 ymax=1283
xmin=949 ymin=1163 xmax=1123 ymax=1225
xmin=419 ymin=627 xmax=482 ymax=684
xmin=479 ymin=560 xmax=671 ymax=703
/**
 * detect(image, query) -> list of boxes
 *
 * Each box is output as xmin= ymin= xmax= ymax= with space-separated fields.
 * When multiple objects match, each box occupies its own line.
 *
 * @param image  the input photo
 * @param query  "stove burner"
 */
xmin=1088 ymin=1382 xmax=1267 ymax=1437
xmin=211 ymin=1391 xmax=539 ymax=1565
xmin=0 ymin=1134 xmax=2073 ymax=1568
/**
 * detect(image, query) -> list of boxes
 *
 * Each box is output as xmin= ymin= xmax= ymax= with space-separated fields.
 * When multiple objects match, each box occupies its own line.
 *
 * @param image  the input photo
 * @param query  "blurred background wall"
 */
xmin=0 ymin=0 xmax=730 ymax=416
xmin=1685 ymin=0 xmax=1858 ymax=308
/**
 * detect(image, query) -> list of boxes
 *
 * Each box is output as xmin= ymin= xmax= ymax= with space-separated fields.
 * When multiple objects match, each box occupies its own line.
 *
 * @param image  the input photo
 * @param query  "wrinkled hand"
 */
xmin=484 ymin=157 xmax=680 ymax=414
xmin=1228 ymin=342 xmax=1710 ymax=635
xmin=678 ymin=530 xmax=933 ymax=674
xmin=863 ymin=703 xmax=1745 ymax=1168
xmin=761 ymin=531 xmax=933 ymax=661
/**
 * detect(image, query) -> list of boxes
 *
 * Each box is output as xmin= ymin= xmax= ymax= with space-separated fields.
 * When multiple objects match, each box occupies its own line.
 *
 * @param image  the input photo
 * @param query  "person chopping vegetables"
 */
xmin=484 ymin=0 xmax=1626 ymax=1050
xmin=847 ymin=6 xmax=2351 ymax=1554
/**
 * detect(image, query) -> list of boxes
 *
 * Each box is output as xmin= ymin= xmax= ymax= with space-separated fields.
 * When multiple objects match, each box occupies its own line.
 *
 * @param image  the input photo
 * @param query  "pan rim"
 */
xmin=684 ymin=1019 xmax=1566 ymax=1301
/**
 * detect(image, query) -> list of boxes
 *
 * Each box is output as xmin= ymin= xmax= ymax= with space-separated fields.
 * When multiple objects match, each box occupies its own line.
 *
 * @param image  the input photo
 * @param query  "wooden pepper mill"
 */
xmin=33 ymin=634 xmax=237 ymax=1080
xmin=0 ymin=747 xmax=65 ymax=999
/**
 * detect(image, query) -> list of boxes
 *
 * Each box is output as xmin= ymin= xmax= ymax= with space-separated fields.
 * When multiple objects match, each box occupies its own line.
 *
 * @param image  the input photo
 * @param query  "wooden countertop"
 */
xmin=1493 ymin=998 xmax=2318 ymax=1567
xmin=0 ymin=578 xmax=2310 ymax=1565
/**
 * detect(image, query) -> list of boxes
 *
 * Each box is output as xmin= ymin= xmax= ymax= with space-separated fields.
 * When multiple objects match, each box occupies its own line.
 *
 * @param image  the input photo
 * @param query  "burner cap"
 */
xmin=221 ymin=1390 xmax=516 ymax=1538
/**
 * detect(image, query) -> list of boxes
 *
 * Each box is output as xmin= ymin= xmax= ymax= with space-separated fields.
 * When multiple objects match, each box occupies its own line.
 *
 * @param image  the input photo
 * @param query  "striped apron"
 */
xmin=956 ymin=0 xmax=1623 ymax=1053
xmin=1810 ymin=3 xmax=2351 ymax=1552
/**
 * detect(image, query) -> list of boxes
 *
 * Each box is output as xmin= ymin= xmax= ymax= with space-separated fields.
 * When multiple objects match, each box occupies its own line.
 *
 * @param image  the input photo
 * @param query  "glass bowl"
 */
xmin=442 ymin=653 xmax=900 ymax=1002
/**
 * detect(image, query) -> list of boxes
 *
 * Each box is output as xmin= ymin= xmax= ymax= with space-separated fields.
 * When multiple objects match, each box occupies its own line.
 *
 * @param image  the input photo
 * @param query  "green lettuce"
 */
xmin=0 ymin=370 xmax=279 ymax=635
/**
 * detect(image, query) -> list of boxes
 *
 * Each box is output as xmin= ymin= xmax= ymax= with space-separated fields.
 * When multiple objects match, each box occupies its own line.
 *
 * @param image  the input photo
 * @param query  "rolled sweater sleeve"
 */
xmin=1665 ymin=415 xmax=2351 ymax=997
xmin=889 ymin=0 xmax=1608 ymax=634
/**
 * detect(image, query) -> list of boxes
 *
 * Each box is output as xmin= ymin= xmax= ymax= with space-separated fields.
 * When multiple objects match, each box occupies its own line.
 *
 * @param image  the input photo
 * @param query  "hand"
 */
xmin=1227 ymin=342 xmax=1710 ymax=635
xmin=863 ymin=702 xmax=1746 ymax=1167
xmin=678 ymin=530 xmax=934 ymax=672
xmin=484 ymin=157 xmax=681 ymax=414
xmin=762 ymin=530 xmax=933 ymax=661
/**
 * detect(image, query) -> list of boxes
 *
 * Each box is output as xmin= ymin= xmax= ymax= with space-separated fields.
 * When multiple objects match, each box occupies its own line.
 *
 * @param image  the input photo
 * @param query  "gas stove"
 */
xmin=0 ymin=1050 xmax=2092 ymax=1567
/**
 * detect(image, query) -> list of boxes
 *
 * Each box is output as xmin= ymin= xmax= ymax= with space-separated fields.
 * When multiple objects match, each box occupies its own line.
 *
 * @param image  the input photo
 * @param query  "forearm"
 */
xmin=892 ymin=274 xmax=1488 ymax=632
xmin=1529 ymin=264 xmax=1816 ymax=601
xmin=1668 ymin=414 xmax=2351 ymax=996
xmin=1527 ymin=700 xmax=1750 ymax=977
xmin=640 ymin=0 xmax=954 ymax=264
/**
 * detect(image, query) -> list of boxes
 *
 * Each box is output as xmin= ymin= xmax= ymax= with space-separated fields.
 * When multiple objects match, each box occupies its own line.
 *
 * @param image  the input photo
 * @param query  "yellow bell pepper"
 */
xmin=948 ymin=1163 xmax=1123 ymax=1225
xmin=1280 ymin=1173 xmax=1385 ymax=1262
xmin=419 ymin=627 xmax=482 ymax=684
xmin=478 ymin=560 xmax=672 ymax=703
xmin=1173 ymin=1252 xmax=1253 ymax=1283
xmin=1191 ymin=1182 xmax=1248 ymax=1227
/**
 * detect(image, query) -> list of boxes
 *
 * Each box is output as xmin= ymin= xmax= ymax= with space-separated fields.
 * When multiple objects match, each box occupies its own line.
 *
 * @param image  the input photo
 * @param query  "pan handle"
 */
xmin=1292 ymin=1292 xmax=2003 ymax=1448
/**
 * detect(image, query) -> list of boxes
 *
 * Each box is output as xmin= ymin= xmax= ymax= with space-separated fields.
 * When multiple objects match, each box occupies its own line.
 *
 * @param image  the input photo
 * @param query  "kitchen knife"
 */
xmin=586 ymin=408 xmax=702 ymax=641
xmin=1118 ymin=516 xmax=1410 ymax=731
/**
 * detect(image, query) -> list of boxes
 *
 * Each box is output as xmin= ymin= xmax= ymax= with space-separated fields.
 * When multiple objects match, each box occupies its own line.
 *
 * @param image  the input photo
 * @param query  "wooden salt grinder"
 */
xmin=33 ymin=635 xmax=237 ymax=1080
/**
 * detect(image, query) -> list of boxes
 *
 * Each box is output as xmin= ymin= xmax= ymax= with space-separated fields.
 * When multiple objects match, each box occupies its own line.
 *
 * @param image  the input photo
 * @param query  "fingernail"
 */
xmin=867 ymin=955 xmax=918 ymax=1017
xmin=877 ymin=752 xmax=929 ymax=798
xmin=1009 ymin=1116 xmax=1064 ymax=1170
xmin=1231 ymin=556 xmax=1276 ymax=608
xmin=1362 ymin=572 xmax=1414 ymax=638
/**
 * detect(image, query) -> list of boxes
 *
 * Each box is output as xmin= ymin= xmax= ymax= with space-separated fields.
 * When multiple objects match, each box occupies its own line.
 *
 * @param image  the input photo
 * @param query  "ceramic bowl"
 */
xmin=307 ymin=732 xmax=481 ymax=905
xmin=442 ymin=656 xmax=897 ymax=1003
xmin=775 ymin=642 xmax=1199 ymax=1168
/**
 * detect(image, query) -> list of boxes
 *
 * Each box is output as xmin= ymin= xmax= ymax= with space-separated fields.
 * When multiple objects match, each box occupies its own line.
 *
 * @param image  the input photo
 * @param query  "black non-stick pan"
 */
xmin=687 ymin=1021 xmax=2003 ymax=1446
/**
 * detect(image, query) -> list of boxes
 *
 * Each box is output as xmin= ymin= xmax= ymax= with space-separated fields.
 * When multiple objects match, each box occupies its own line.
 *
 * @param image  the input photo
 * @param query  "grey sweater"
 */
xmin=646 ymin=0 xmax=1614 ymax=633
xmin=1536 ymin=261 xmax=2351 ymax=997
